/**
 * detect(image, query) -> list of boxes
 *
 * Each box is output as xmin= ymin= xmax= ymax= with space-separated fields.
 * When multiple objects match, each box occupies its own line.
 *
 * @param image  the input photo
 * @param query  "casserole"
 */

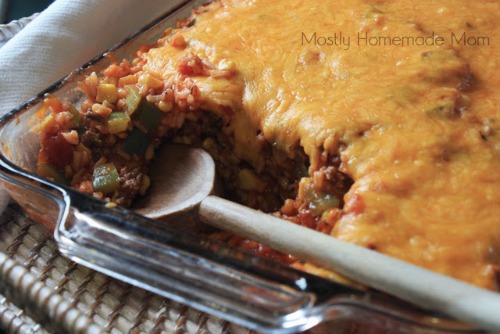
xmin=0 ymin=0 xmax=497 ymax=332
xmin=32 ymin=0 xmax=500 ymax=291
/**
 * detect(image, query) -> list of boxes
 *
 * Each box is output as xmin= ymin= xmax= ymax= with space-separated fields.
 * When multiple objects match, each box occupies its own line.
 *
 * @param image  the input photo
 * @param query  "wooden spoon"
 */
xmin=134 ymin=144 xmax=215 ymax=228
xmin=135 ymin=144 xmax=500 ymax=333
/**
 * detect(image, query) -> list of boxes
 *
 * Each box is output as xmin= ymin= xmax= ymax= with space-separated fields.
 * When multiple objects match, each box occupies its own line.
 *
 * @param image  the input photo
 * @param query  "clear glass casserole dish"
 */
xmin=0 ymin=1 xmax=492 ymax=332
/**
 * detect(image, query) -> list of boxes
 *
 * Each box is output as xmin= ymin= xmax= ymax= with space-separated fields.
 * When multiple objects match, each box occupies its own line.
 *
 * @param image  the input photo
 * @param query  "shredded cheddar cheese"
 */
xmin=141 ymin=0 xmax=500 ymax=289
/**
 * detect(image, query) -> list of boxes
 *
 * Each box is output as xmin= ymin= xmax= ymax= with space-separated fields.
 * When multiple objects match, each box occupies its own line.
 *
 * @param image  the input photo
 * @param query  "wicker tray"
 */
xmin=0 ymin=203 xmax=256 ymax=334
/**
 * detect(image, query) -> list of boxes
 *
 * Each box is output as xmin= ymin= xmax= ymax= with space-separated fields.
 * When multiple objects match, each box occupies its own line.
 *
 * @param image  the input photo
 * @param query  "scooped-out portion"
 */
xmin=37 ymin=0 xmax=500 ymax=290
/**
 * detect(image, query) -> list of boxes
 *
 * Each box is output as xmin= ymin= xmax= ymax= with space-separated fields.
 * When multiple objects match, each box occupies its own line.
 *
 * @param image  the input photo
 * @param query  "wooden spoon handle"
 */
xmin=199 ymin=195 xmax=500 ymax=332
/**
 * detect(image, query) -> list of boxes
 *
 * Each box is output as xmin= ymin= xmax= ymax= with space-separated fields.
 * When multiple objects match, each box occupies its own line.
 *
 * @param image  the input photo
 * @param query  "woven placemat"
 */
xmin=0 ymin=203 xmax=255 ymax=334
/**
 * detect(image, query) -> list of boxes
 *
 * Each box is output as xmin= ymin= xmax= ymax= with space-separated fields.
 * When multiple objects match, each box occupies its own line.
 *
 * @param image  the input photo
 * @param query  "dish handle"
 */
xmin=0 ymin=162 xmax=481 ymax=333
xmin=56 ymin=189 xmax=345 ymax=333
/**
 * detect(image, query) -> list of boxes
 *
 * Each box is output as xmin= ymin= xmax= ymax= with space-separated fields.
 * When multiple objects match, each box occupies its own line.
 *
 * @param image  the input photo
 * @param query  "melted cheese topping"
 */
xmin=144 ymin=0 xmax=500 ymax=289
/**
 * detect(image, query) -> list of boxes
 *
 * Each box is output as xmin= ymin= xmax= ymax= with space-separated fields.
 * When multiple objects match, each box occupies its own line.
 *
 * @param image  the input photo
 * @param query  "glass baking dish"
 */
xmin=0 ymin=1 xmax=491 ymax=333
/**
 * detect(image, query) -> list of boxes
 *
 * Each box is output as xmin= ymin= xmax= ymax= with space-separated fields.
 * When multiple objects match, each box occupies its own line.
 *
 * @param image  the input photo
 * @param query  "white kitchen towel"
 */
xmin=0 ymin=0 xmax=187 ymax=209
xmin=0 ymin=0 xmax=184 ymax=117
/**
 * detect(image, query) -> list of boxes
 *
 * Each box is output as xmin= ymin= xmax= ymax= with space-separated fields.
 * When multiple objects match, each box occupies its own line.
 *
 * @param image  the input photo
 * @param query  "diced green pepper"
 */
xmin=307 ymin=189 xmax=340 ymax=217
xmin=122 ymin=85 xmax=162 ymax=133
xmin=123 ymin=128 xmax=150 ymax=156
xmin=107 ymin=112 xmax=130 ymax=134
xmin=304 ymin=183 xmax=340 ymax=217
xmin=93 ymin=163 xmax=120 ymax=194
xmin=68 ymin=105 xmax=82 ymax=126
xmin=37 ymin=162 xmax=69 ymax=185
xmin=123 ymin=85 xmax=141 ymax=115
xmin=133 ymin=100 xmax=163 ymax=132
